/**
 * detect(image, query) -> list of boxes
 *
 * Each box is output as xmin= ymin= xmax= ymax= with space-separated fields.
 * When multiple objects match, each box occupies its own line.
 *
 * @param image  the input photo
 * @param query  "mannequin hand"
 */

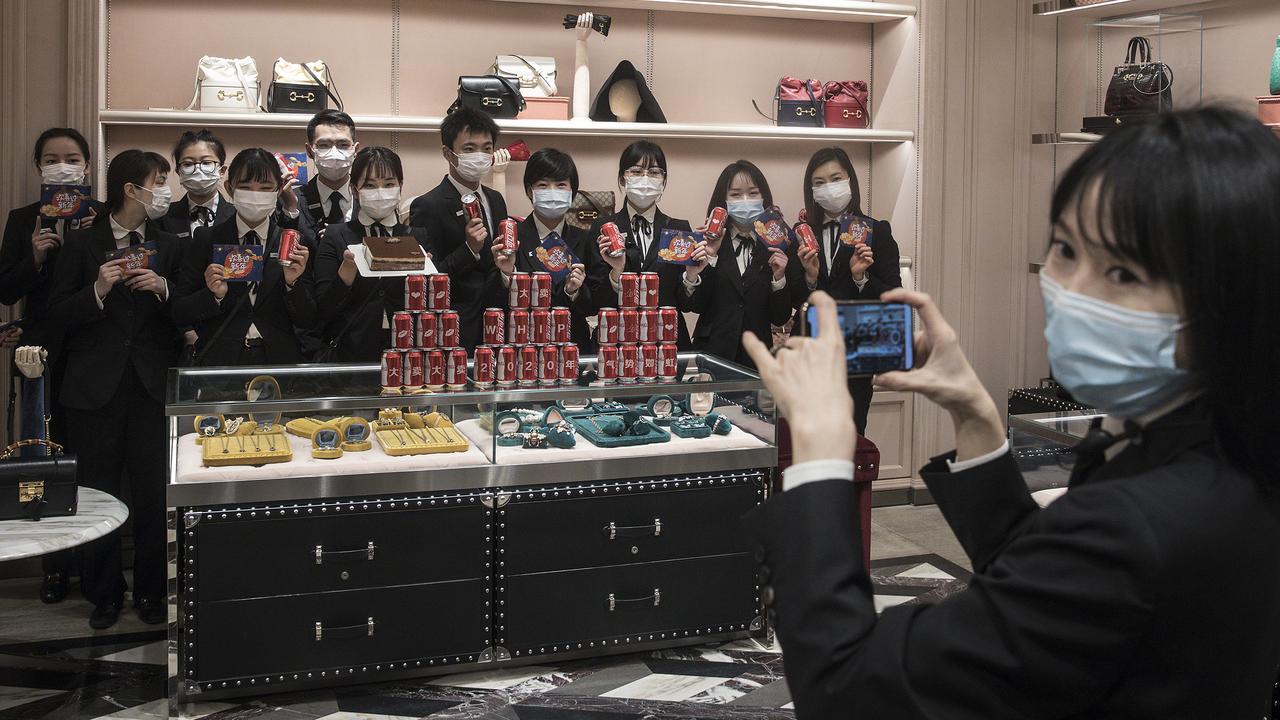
xmin=850 ymin=241 xmax=874 ymax=279
xmin=279 ymin=178 xmax=301 ymax=215
xmin=492 ymin=148 xmax=512 ymax=172
xmin=465 ymin=217 xmax=488 ymax=254
xmin=767 ymin=248 xmax=788 ymax=282
xmin=31 ymin=225 xmax=62 ymax=269
xmin=124 ymin=268 xmax=166 ymax=295
xmin=798 ymin=244 xmax=820 ymax=285
xmin=598 ymin=234 xmax=626 ymax=273
xmin=338 ymin=248 xmax=358 ymax=287
xmin=491 ymin=241 xmax=516 ymax=276
xmin=564 ymin=264 xmax=586 ymax=295
xmin=204 ymin=263 xmax=228 ymax=300
xmin=283 ymin=243 xmax=309 ymax=286
xmin=14 ymin=345 xmax=46 ymax=378
xmin=1 ymin=328 xmax=24 ymax=351
xmin=576 ymin=12 xmax=593 ymax=40
xmin=94 ymin=259 xmax=128 ymax=298
xmin=742 ymin=291 xmax=855 ymax=464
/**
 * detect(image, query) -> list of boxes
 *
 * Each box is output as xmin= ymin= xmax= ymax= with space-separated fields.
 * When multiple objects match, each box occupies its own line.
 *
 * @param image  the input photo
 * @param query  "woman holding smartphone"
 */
xmin=743 ymin=108 xmax=1280 ymax=717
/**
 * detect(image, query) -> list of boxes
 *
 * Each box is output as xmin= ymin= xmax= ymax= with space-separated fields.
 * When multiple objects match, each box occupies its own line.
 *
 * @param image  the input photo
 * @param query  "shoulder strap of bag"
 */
xmin=192 ymin=294 xmax=250 ymax=366
xmin=300 ymin=62 xmax=344 ymax=111
xmin=185 ymin=63 xmax=202 ymax=111
xmin=490 ymin=74 xmax=526 ymax=111
xmin=316 ymin=288 xmax=383 ymax=362
xmin=805 ymin=80 xmax=825 ymax=127
xmin=752 ymin=81 xmax=782 ymax=122
xmin=510 ymin=55 xmax=556 ymax=95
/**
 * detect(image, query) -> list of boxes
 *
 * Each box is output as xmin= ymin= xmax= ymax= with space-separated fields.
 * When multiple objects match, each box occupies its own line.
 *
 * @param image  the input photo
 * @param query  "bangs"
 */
xmin=228 ymin=149 xmax=282 ymax=188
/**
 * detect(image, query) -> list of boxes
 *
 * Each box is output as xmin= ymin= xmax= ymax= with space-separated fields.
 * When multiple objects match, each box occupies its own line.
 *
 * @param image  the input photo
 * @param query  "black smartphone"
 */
xmin=0 ymin=317 xmax=26 ymax=335
xmin=803 ymin=300 xmax=914 ymax=376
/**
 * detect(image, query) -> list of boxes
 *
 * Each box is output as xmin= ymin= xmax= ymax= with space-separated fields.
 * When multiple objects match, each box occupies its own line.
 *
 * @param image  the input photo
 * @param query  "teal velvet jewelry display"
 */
xmin=546 ymin=422 xmax=577 ymax=448
xmin=497 ymin=432 xmax=525 ymax=447
xmin=571 ymin=414 xmax=671 ymax=448
xmin=1271 ymin=35 xmax=1280 ymax=96
xmin=706 ymin=412 xmax=733 ymax=435
xmin=670 ymin=415 xmax=712 ymax=439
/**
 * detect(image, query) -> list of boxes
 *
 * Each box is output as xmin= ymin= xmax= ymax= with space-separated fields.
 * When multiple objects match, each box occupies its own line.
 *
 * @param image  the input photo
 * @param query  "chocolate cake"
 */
xmin=363 ymin=236 xmax=425 ymax=272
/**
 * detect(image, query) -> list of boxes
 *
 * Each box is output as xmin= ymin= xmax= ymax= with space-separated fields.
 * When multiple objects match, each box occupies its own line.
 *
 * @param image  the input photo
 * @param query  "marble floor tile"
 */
xmin=315 ymin=712 xmax=421 ymax=720
xmin=0 ymin=683 xmax=64 ymax=711
xmin=897 ymin=563 xmax=956 ymax=581
xmin=95 ymin=641 xmax=166 ymax=666
xmin=90 ymin=697 xmax=235 ymax=719
xmin=873 ymin=594 xmax=916 ymax=614
xmin=601 ymin=674 xmax=731 ymax=702
xmin=429 ymin=666 xmax=557 ymax=690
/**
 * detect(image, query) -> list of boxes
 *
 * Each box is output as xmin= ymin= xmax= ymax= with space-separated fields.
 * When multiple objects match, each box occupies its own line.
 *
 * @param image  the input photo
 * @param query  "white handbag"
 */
xmin=185 ymin=56 xmax=259 ymax=112
xmin=491 ymin=55 xmax=557 ymax=98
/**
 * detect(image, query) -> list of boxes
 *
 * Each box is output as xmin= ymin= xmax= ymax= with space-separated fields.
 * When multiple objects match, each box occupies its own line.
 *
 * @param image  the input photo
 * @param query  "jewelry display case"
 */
xmin=165 ymin=354 xmax=775 ymax=706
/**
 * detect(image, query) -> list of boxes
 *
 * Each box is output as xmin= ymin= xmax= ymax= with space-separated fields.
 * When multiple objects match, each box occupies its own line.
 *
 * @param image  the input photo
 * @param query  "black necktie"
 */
xmin=128 ymin=231 xmax=142 ymax=246
xmin=632 ymin=215 xmax=651 ymax=250
xmin=372 ymin=224 xmax=390 ymax=237
xmin=825 ymin=222 xmax=840 ymax=267
xmin=326 ymin=192 xmax=344 ymax=224
xmin=192 ymin=206 xmax=214 ymax=227
xmin=242 ymin=230 xmax=260 ymax=303
xmin=734 ymin=236 xmax=753 ymax=258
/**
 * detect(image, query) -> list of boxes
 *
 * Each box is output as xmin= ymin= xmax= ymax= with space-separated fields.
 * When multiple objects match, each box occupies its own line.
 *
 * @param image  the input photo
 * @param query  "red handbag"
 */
xmin=755 ymin=76 xmax=824 ymax=127
xmin=823 ymin=81 xmax=870 ymax=129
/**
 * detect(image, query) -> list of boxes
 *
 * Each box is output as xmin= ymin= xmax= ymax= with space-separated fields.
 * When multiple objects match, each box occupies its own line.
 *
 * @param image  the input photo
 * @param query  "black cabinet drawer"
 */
xmin=194 ymin=580 xmax=489 ymax=682
xmin=498 ymin=477 xmax=762 ymax=574
xmin=500 ymin=554 xmax=758 ymax=653
xmin=194 ymin=500 xmax=489 ymax=601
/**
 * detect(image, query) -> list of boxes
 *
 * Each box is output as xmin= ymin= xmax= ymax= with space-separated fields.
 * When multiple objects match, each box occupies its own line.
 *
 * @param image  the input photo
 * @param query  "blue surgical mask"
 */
xmin=727 ymin=199 xmax=765 ymax=224
xmin=1041 ymin=273 xmax=1194 ymax=418
xmin=532 ymin=188 xmax=573 ymax=218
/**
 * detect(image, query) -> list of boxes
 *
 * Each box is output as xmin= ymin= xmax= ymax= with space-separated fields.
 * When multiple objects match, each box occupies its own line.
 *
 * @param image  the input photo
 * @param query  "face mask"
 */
xmin=531 ymin=188 xmax=573 ymax=218
xmin=624 ymin=176 xmax=664 ymax=210
xmin=812 ymin=181 xmax=853 ymax=216
xmin=134 ymin=184 xmax=172 ymax=220
xmin=453 ymin=151 xmax=493 ymax=183
xmin=358 ymin=186 xmax=401 ymax=221
xmin=179 ymin=165 xmax=221 ymax=194
xmin=313 ymin=146 xmax=354 ymax=182
xmin=42 ymin=162 xmax=85 ymax=185
xmin=727 ymin=199 xmax=765 ymax=224
xmin=1040 ymin=273 xmax=1194 ymax=418
xmin=233 ymin=189 xmax=278 ymax=225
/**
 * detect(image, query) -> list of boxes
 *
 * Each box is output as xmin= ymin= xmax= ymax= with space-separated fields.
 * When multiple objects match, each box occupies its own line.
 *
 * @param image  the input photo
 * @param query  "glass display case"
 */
xmin=1008 ymin=409 xmax=1101 ymax=494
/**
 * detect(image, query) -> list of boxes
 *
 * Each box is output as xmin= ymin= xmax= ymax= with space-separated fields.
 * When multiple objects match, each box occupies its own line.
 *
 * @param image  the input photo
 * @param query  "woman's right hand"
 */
xmin=683 ymin=241 xmax=712 ymax=281
xmin=797 ymin=243 xmax=820 ymax=286
xmin=204 ymin=263 xmax=228 ymax=300
xmin=491 ymin=240 xmax=516 ymax=276
xmin=597 ymin=234 xmax=626 ymax=275
xmin=338 ymin=248 xmax=358 ymax=287
xmin=94 ymin=259 xmax=127 ymax=299
xmin=31 ymin=226 xmax=62 ymax=269
xmin=698 ymin=223 xmax=725 ymax=257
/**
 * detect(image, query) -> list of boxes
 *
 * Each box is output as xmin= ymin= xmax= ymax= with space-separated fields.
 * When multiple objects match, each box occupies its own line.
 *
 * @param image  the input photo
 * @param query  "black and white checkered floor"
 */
xmin=0 ymin=555 xmax=969 ymax=719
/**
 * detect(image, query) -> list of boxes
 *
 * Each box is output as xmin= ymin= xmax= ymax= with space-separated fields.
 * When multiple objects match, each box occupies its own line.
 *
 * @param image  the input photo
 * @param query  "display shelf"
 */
xmin=1032 ymin=0 xmax=1204 ymax=18
xmin=1031 ymin=132 xmax=1102 ymax=144
xmin=99 ymin=109 xmax=914 ymax=144
xmin=484 ymin=0 xmax=915 ymax=23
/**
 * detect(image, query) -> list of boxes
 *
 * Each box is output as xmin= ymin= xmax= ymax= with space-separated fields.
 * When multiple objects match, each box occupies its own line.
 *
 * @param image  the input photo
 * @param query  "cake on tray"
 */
xmin=363 ymin=236 xmax=425 ymax=271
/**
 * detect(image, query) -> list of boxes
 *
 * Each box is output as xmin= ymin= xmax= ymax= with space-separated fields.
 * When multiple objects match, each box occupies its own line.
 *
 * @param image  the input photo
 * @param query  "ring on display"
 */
xmin=311 ymin=427 xmax=343 ymax=460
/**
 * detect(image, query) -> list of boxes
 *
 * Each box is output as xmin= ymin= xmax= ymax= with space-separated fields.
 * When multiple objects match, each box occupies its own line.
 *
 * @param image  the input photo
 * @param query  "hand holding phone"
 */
xmin=804 ymin=300 xmax=914 ymax=377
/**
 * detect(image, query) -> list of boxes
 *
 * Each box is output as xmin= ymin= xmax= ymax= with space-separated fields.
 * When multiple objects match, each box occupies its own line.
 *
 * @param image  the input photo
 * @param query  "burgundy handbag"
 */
xmin=754 ymin=76 xmax=824 ymax=127
xmin=823 ymin=81 xmax=870 ymax=129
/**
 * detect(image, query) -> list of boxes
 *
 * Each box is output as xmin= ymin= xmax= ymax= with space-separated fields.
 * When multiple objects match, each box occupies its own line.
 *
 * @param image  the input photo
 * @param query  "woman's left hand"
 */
xmin=283 ymin=243 xmax=309 ymax=286
xmin=124 ymin=268 xmax=167 ymax=296
xmin=768 ymin=248 xmax=789 ymax=282
xmin=564 ymin=264 xmax=586 ymax=295
xmin=850 ymin=242 xmax=874 ymax=279
xmin=742 ymin=291 xmax=855 ymax=465
xmin=279 ymin=178 xmax=301 ymax=215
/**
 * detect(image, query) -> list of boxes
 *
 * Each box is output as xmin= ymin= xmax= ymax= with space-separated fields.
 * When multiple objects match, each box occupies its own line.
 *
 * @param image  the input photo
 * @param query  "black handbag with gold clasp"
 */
xmin=448 ymin=75 xmax=525 ymax=119
xmin=0 ymin=440 xmax=78 ymax=521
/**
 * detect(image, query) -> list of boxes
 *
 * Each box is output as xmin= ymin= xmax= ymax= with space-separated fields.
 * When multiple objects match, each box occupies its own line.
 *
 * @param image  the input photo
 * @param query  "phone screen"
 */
xmin=806 ymin=301 xmax=914 ymax=376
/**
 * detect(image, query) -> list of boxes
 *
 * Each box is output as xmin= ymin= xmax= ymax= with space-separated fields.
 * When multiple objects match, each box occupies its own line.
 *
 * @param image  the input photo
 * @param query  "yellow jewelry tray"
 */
xmin=374 ymin=412 xmax=469 ymax=456
xmin=201 ymin=427 xmax=293 ymax=467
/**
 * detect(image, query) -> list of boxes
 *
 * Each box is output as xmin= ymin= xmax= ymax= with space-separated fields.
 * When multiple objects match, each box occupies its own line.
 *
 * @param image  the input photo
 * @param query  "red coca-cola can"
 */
xmin=601 ymin=222 xmax=625 ymax=257
xmin=428 ymin=274 xmax=450 ymax=310
xmin=461 ymin=192 xmax=482 ymax=222
xmin=559 ymin=343 xmax=579 ymax=384
xmin=438 ymin=311 xmax=460 ymax=349
xmin=658 ymin=343 xmax=679 ymax=380
xmin=404 ymin=274 xmax=427 ymax=311
xmin=473 ymin=346 xmax=496 ymax=387
xmin=531 ymin=308 xmax=552 ymax=345
xmin=619 ymin=309 xmax=640 ymax=344
xmin=552 ymin=307 xmax=572 ymax=343
xmin=483 ymin=308 xmax=506 ymax=346
xmin=392 ymin=311 xmax=414 ymax=349
xmin=404 ymin=349 xmax=425 ymax=388
xmin=639 ymin=309 xmax=659 ymax=343
xmin=705 ymin=206 xmax=728 ymax=242
xmin=639 ymin=343 xmax=658 ymax=381
xmin=509 ymin=272 xmax=531 ymax=309
xmin=531 ymin=272 xmax=552 ymax=308
xmin=619 ymin=344 xmax=638 ymax=383
xmin=619 ymin=272 xmax=641 ymax=308
xmin=496 ymin=345 xmax=518 ymax=387
xmin=381 ymin=349 xmax=404 ymax=389
xmin=416 ymin=312 xmax=437 ymax=349
xmin=795 ymin=223 xmax=819 ymax=254
xmin=508 ymin=309 xmax=530 ymax=345
xmin=279 ymin=229 xmax=300 ymax=266
xmin=597 ymin=344 xmax=619 ymax=383
xmin=518 ymin=345 xmax=539 ymax=387
xmin=598 ymin=308 xmax=620 ymax=345
xmin=658 ymin=307 xmax=679 ymax=343
xmin=498 ymin=218 xmax=518 ymax=255
xmin=539 ymin=344 xmax=559 ymax=386
xmin=446 ymin=347 xmax=469 ymax=389
xmin=426 ymin=349 xmax=446 ymax=388
xmin=639 ymin=272 xmax=660 ymax=308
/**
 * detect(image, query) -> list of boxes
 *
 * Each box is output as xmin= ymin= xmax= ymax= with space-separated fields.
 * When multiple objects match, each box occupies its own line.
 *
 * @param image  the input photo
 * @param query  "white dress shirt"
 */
xmin=317 ymin=180 xmax=353 ymax=223
xmin=822 ymin=214 xmax=869 ymax=292
xmin=229 ymin=215 xmax=272 ymax=340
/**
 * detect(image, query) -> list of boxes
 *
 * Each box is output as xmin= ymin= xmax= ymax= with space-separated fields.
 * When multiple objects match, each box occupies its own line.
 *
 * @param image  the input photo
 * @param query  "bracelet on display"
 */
xmin=706 ymin=412 xmax=733 ymax=435
xmin=670 ymin=415 xmax=711 ymax=439
xmin=497 ymin=431 xmax=525 ymax=447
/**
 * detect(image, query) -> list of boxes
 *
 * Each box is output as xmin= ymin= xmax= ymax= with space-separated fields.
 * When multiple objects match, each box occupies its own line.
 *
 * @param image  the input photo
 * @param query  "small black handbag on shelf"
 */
xmin=448 ymin=75 xmax=525 ymax=119
xmin=0 ymin=439 xmax=78 ymax=521
xmin=266 ymin=59 xmax=344 ymax=114
xmin=1103 ymin=36 xmax=1173 ymax=118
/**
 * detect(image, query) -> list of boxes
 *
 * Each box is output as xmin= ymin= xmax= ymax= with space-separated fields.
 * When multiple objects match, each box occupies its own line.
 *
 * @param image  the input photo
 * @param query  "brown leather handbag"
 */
xmin=566 ymin=191 xmax=616 ymax=231
xmin=823 ymin=81 xmax=870 ymax=129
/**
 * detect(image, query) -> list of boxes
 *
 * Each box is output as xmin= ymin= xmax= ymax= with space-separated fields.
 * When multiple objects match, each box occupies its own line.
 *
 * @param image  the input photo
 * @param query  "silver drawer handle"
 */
xmin=605 ymin=518 xmax=662 ymax=540
xmin=314 ymin=541 xmax=376 ymax=564
xmin=315 ymin=617 xmax=375 ymax=641
xmin=608 ymin=588 xmax=661 ymax=611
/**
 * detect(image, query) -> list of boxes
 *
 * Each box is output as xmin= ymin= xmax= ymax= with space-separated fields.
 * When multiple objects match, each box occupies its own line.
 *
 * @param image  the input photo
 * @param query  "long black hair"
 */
xmin=706 ymin=160 xmax=773 ymax=218
xmin=803 ymin=147 xmax=862 ymax=228
xmin=1051 ymin=107 xmax=1280 ymax=486
xmin=105 ymin=150 xmax=170 ymax=213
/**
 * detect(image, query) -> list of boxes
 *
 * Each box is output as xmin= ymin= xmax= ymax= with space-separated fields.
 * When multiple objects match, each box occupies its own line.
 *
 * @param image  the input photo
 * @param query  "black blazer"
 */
xmin=171 ymin=219 xmax=319 ymax=365
xmin=484 ymin=217 xmax=596 ymax=352
xmin=0 ymin=200 xmax=106 ymax=350
xmin=802 ymin=216 xmax=901 ymax=300
xmin=293 ymin=176 xmax=350 ymax=251
xmin=685 ymin=232 xmax=804 ymax=368
xmin=748 ymin=400 xmax=1280 ymax=718
xmin=408 ymin=177 xmax=508 ymax=350
xmin=313 ymin=220 xmax=429 ymax=362
xmin=156 ymin=194 xmax=236 ymax=240
xmin=586 ymin=208 xmax=694 ymax=350
xmin=45 ymin=220 xmax=182 ymax=410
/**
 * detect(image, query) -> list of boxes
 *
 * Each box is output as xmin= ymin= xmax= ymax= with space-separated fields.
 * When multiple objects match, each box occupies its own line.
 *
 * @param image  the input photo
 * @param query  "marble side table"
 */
xmin=0 ymin=488 xmax=129 ymax=562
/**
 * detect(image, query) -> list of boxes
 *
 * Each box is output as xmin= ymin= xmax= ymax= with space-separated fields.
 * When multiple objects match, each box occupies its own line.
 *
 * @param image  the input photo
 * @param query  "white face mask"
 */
xmin=624 ymin=176 xmax=664 ymax=210
xmin=358 ymin=186 xmax=402 ymax=222
xmin=313 ymin=146 xmax=354 ymax=182
xmin=532 ymin=188 xmax=573 ymax=219
xmin=135 ymin=184 xmax=172 ymax=220
xmin=179 ymin=165 xmax=222 ymax=195
xmin=453 ymin=151 xmax=494 ymax=183
xmin=233 ymin=189 xmax=278 ymax=225
xmin=812 ymin=181 xmax=853 ymax=216
xmin=41 ymin=162 xmax=85 ymax=185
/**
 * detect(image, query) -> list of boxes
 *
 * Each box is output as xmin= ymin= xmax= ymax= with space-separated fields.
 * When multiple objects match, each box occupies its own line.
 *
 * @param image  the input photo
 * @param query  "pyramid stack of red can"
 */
xmin=596 ymin=272 xmax=679 ymax=384
xmin=380 ymin=273 xmax=469 ymax=395
xmin=472 ymin=271 xmax=579 ymax=390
